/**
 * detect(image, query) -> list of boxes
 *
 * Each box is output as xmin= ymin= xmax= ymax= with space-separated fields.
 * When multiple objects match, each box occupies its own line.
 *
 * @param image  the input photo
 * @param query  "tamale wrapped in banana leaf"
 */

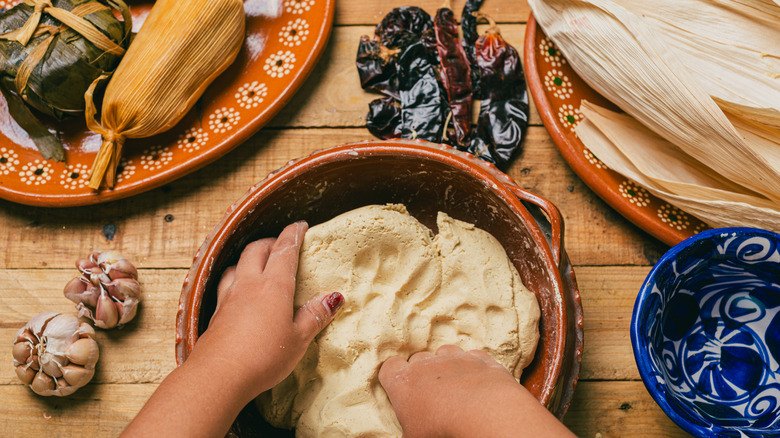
xmin=86 ymin=0 xmax=245 ymax=189
xmin=0 ymin=0 xmax=131 ymax=160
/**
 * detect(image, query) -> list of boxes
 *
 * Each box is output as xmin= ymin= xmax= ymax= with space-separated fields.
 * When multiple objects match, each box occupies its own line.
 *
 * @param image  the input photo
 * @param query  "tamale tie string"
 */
xmin=85 ymin=74 xmax=125 ymax=190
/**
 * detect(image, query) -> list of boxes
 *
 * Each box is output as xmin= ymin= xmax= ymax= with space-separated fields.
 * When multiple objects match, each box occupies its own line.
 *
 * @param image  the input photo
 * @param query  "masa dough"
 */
xmin=258 ymin=204 xmax=540 ymax=437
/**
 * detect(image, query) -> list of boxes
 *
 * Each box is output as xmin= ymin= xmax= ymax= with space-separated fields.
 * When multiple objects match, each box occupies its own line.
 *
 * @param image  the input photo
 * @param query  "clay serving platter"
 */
xmin=176 ymin=140 xmax=584 ymax=435
xmin=524 ymin=15 xmax=709 ymax=247
xmin=0 ymin=0 xmax=333 ymax=207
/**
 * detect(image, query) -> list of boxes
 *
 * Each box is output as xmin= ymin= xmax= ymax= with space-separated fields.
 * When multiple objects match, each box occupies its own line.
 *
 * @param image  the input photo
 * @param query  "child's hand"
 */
xmin=379 ymin=345 xmax=575 ymax=438
xmin=188 ymin=221 xmax=344 ymax=401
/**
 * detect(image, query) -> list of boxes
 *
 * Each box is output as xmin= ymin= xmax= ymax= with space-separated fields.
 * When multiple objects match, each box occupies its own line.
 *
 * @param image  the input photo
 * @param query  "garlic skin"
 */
xmin=64 ymin=251 xmax=141 ymax=329
xmin=12 ymin=312 xmax=99 ymax=397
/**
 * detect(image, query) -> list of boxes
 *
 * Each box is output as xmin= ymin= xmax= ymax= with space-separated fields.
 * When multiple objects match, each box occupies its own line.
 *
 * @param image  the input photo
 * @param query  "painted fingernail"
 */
xmin=323 ymin=292 xmax=344 ymax=314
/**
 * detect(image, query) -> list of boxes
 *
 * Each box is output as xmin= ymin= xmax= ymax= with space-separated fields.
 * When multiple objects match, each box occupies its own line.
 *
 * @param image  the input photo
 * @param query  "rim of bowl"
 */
xmin=630 ymin=227 xmax=780 ymax=437
xmin=177 ymin=140 xmax=568 ymax=408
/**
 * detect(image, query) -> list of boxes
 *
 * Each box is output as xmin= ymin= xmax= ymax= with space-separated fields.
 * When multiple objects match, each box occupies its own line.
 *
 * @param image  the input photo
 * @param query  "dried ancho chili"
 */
xmin=466 ymin=14 xmax=530 ymax=168
xmin=434 ymin=6 xmax=472 ymax=145
xmin=356 ymin=5 xmax=529 ymax=169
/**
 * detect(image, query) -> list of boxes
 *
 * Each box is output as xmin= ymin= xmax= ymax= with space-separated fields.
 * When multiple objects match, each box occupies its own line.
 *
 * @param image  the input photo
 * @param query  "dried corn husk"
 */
xmin=528 ymin=0 xmax=780 ymax=202
xmin=86 ymin=0 xmax=245 ymax=189
xmin=576 ymin=101 xmax=780 ymax=231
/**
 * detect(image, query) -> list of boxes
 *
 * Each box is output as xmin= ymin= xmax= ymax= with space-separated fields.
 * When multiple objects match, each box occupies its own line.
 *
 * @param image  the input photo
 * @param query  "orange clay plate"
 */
xmin=525 ymin=15 xmax=708 ymax=247
xmin=0 ymin=0 xmax=333 ymax=207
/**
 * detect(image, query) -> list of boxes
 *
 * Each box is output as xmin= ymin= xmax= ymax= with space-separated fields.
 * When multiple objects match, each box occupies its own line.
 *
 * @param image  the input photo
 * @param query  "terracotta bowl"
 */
xmin=176 ymin=140 xmax=583 ymax=435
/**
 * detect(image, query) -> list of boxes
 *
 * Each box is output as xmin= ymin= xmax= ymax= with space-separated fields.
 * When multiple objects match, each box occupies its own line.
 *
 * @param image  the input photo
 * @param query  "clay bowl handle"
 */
xmin=506 ymin=185 xmax=565 ymax=267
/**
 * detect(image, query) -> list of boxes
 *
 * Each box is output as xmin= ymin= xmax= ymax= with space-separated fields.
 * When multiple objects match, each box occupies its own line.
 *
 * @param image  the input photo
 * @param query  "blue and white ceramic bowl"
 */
xmin=631 ymin=228 xmax=780 ymax=438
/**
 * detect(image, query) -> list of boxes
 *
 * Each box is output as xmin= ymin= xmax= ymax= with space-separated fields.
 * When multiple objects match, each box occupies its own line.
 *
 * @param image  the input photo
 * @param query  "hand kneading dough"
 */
xmin=257 ymin=204 xmax=540 ymax=437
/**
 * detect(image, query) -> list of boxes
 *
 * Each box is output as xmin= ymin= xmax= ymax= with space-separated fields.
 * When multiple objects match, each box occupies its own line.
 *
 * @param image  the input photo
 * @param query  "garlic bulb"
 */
xmin=12 ymin=312 xmax=100 ymax=396
xmin=63 ymin=251 xmax=141 ymax=329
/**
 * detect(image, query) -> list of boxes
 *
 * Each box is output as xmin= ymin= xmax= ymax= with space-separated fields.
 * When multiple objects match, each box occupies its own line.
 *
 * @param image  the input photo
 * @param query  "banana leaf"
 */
xmin=0 ymin=0 xmax=130 ymax=160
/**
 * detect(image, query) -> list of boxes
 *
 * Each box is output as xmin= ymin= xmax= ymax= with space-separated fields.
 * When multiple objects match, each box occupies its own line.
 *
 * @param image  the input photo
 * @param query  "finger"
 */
xmin=216 ymin=266 xmax=237 ymax=301
xmin=235 ymin=238 xmax=276 ymax=282
xmin=261 ymin=222 xmax=308 ymax=316
xmin=294 ymin=292 xmax=344 ymax=343
xmin=408 ymin=351 xmax=434 ymax=363
xmin=435 ymin=344 xmax=464 ymax=356
xmin=211 ymin=265 xmax=237 ymax=320
xmin=378 ymin=356 xmax=408 ymax=390
xmin=467 ymin=349 xmax=502 ymax=366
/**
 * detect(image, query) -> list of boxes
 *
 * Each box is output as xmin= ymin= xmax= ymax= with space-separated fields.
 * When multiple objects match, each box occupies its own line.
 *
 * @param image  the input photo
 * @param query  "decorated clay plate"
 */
xmin=524 ymin=15 xmax=708 ymax=247
xmin=0 ymin=0 xmax=333 ymax=207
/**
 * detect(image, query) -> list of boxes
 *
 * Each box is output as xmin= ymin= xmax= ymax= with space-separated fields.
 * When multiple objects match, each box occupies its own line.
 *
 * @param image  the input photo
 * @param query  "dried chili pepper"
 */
xmin=375 ymin=6 xmax=434 ymax=49
xmin=397 ymin=41 xmax=448 ymax=142
xmin=356 ymin=35 xmax=400 ymax=99
xmin=461 ymin=0 xmax=484 ymax=95
xmin=434 ymin=6 xmax=472 ymax=145
xmin=366 ymin=96 xmax=402 ymax=139
xmin=465 ymin=15 xmax=529 ymax=168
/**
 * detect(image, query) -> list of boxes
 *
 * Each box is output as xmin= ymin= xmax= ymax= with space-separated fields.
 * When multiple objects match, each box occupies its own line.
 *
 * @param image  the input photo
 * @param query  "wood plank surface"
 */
xmin=268 ymin=25 xmax=543 ymax=129
xmin=2 ymin=266 xmax=651 ymax=384
xmin=334 ymin=0 xmax=532 ymax=26
xmin=0 ymin=128 xmax=665 ymax=271
xmin=0 ymin=381 xmax=691 ymax=438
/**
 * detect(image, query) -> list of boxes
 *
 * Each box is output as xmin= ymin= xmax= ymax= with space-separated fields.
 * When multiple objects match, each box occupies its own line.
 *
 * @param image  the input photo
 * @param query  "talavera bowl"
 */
xmin=631 ymin=228 xmax=780 ymax=438
xmin=176 ymin=140 xmax=583 ymax=435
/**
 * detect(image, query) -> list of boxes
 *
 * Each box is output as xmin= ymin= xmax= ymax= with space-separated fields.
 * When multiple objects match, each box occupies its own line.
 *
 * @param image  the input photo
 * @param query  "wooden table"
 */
xmin=0 ymin=1 xmax=693 ymax=436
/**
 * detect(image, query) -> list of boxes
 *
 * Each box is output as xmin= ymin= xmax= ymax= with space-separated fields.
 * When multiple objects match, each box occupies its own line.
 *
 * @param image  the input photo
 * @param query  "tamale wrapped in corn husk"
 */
xmin=86 ymin=0 xmax=245 ymax=189
xmin=0 ymin=0 xmax=131 ymax=160
xmin=528 ymin=0 xmax=780 ymax=229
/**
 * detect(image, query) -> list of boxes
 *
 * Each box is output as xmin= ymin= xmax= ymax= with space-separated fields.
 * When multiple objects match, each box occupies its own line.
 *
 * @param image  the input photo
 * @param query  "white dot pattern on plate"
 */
xmin=583 ymin=147 xmax=608 ymax=170
xmin=177 ymin=127 xmax=209 ymax=152
xmin=539 ymin=37 xmax=566 ymax=67
xmin=657 ymin=204 xmax=690 ymax=231
xmin=235 ymin=81 xmax=268 ymax=109
xmin=208 ymin=108 xmax=241 ymax=133
xmin=544 ymin=69 xmax=573 ymax=99
xmin=284 ymin=0 xmax=313 ymax=14
xmin=140 ymin=146 xmax=174 ymax=171
xmin=19 ymin=159 xmax=53 ymax=185
xmin=263 ymin=50 xmax=296 ymax=78
xmin=279 ymin=18 xmax=309 ymax=46
xmin=0 ymin=146 xmax=20 ymax=175
xmin=116 ymin=159 xmax=136 ymax=184
xmin=557 ymin=104 xmax=582 ymax=131
xmin=618 ymin=180 xmax=650 ymax=207
xmin=59 ymin=164 xmax=90 ymax=190
xmin=0 ymin=0 xmax=21 ymax=10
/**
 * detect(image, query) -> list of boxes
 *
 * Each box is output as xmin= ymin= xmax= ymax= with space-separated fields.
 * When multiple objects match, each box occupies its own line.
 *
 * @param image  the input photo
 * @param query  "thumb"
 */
xmin=294 ymin=292 xmax=344 ymax=342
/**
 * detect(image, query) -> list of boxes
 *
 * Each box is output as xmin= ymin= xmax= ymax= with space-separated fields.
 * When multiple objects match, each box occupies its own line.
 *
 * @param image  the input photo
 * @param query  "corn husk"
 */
xmin=528 ymin=0 xmax=780 ymax=203
xmin=86 ymin=0 xmax=245 ymax=189
xmin=576 ymin=101 xmax=780 ymax=231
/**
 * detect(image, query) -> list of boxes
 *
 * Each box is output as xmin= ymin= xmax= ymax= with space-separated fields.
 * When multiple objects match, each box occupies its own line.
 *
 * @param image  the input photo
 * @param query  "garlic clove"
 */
xmin=13 ymin=313 xmax=100 ymax=397
xmin=61 ymin=364 xmax=95 ymax=387
xmin=67 ymin=251 xmax=142 ymax=329
xmin=12 ymin=341 xmax=32 ymax=364
xmin=40 ymin=354 xmax=66 ymax=378
xmin=31 ymin=371 xmax=55 ymax=394
xmin=94 ymin=289 xmax=120 ymax=329
xmin=65 ymin=338 xmax=99 ymax=366
xmin=98 ymin=251 xmax=138 ymax=280
xmin=15 ymin=365 xmax=36 ymax=385
xmin=28 ymin=355 xmax=40 ymax=370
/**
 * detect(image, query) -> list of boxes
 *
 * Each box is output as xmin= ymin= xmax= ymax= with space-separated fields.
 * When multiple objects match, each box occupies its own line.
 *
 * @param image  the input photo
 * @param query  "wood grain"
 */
xmin=0 ymin=381 xmax=690 ymax=437
xmin=2 ymin=266 xmax=648 ymax=385
xmin=0 ymin=128 xmax=665 ymax=271
xmin=334 ymin=0 xmax=532 ymax=26
xmin=268 ymin=25 xmax=542 ymax=129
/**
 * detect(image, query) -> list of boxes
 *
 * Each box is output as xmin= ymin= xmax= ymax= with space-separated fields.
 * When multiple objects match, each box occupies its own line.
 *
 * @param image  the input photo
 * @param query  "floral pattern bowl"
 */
xmin=631 ymin=228 xmax=780 ymax=437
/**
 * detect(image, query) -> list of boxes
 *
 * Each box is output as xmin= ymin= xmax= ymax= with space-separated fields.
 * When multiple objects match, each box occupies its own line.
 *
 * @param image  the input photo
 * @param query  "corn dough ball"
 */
xmin=258 ymin=204 xmax=540 ymax=437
